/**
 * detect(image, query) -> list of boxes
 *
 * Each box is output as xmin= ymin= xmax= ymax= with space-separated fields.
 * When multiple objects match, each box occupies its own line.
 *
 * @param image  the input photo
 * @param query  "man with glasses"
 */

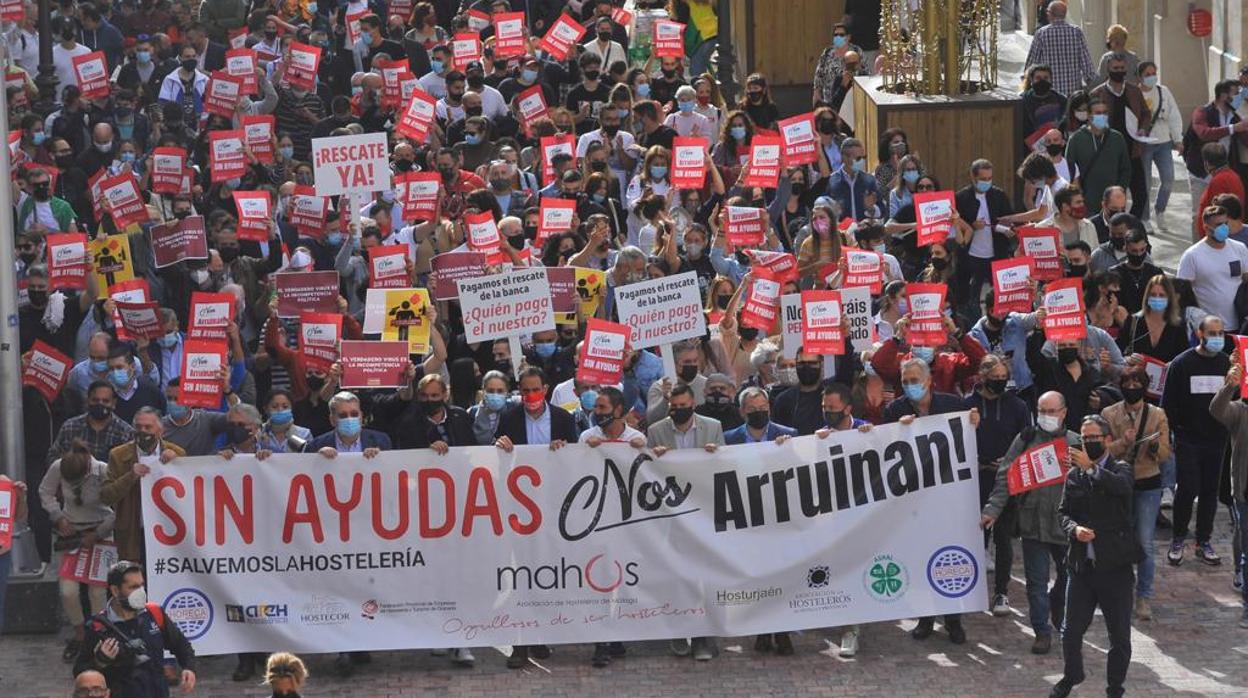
xmin=1050 ymin=415 xmax=1136 ymax=698
xmin=72 ymin=670 xmax=110 ymax=697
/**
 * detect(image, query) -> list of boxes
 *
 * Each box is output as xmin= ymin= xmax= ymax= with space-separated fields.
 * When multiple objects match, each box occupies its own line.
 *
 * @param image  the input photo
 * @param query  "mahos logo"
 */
xmin=163 ymin=588 xmax=214 ymax=640
xmin=497 ymin=555 xmax=640 ymax=592
xmin=926 ymin=545 xmax=978 ymax=598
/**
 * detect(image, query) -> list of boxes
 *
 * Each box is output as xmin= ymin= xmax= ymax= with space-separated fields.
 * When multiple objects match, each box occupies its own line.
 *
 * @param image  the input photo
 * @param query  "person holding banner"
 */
xmin=982 ymin=391 xmax=1079 ymax=655
xmin=872 ymin=314 xmax=987 ymax=398
xmin=1051 ymin=415 xmax=1138 ymax=698
xmin=100 ymin=408 xmax=183 ymax=564
xmin=375 ymin=374 xmax=475 ymax=453
xmin=1028 ymin=335 xmax=1102 ymax=434
xmin=970 ymin=294 xmax=1044 ymax=407
xmin=255 ymin=389 xmax=314 ymax=455
xmin=159 ymin=378 xmax=232 ymax=457
xmin=885 ymin=358 xmax=979 ymax=645
xmin=470 ymin=371 xmax=515 ymax=446
xmin=39 ymin=441 xmax=115 ymax=662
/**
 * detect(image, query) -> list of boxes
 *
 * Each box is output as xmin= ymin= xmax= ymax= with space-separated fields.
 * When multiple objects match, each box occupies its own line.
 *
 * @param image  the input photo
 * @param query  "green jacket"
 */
xmin=17 ymin=195 xmax=76 ymax=233
xmin=1065 ymin=125 xmax=1131 ymax=213
xmin=983 ymin=427 xmax=1082 ymax=545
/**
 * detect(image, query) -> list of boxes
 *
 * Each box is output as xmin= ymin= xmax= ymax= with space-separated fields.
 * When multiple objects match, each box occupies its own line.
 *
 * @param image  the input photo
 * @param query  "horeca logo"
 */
xmin=162 ymin=588 xmax=214 ymax=640
xmin=862 ymin=554 xmax=909 ymax=603
xmin=927 ymin=546 xmax=979 ymax=599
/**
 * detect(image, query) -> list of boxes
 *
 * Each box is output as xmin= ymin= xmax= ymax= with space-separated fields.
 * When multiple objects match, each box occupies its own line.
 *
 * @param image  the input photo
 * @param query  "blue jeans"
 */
xmin=690 ymin=38 xmax=718 ymax=77
xmin=1160 ymin=454 xmax=1176 ymax=491
xmin=1139 ymin=142 xmax=1176 ymax=217
xmin=1021 ymin=538 xmax=1067 ymax=634
xmin=1134 ymin=488 xmax=1163 ymax=599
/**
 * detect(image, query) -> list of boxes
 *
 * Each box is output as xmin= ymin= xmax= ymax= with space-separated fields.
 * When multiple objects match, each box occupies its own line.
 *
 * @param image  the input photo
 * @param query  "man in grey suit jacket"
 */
xmin=646 ymin=383 xmax=725 ymax=662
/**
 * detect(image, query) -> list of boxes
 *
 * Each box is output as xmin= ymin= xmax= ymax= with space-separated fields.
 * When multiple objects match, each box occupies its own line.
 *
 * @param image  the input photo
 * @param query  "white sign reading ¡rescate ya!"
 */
xmin=311 ymin=133 xmax=392 ymax=198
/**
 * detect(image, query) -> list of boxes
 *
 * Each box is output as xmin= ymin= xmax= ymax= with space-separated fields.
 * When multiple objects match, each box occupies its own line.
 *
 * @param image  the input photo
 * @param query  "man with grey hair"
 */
xmin=147 ymin=307 xmax=184 ymax=390
xmin=306 ymin=392 xmax=390 ymax=460
xmin=955 ymin=157 xmax=1016 ymax=318
xmin=646 ymin=340 xmax=708 ymax=424
xmin=218 ymin=403 xmax=269 ymax=459
xmin=885 ymin=357 xmax=980 ymax=644
xmin=101 ymin=406 xmax=184 ymax=563
xmin=664 ymin=84 xmax=713 ymax=139
xmin=485 ymin=160 xmax=533 ymax=217
xmin=982 ymin=391 xmax=1080 ymax=655
xmin=827 ymin=136 xmax=879 ymax=221
xmin=71 ymin=668 xmax=110 ymax=697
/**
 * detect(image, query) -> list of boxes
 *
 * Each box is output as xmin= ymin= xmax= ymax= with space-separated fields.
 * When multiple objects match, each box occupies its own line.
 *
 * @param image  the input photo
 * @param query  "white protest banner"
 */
xmin=311 ymin=132 xmax=392 ymax=197
xmin=457 ymin=267 xmax=556 ymax=343
xmin=141 ymin=413 xmax=985 ymax=655
xmin=840 ymin=286 xmax=876 ymax=353
xmin=613 ymin=271 xmax=707 ymax=349
xmin=780 ymin=293 xmax=803 ymax=359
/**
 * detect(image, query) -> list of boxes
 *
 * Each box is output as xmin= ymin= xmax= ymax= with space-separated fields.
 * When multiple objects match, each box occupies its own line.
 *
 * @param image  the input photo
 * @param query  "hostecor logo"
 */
xmin=927 ymin=545 xmax=979 ymax=599
xmin=162 ymin=588 xmax=214 ymax=640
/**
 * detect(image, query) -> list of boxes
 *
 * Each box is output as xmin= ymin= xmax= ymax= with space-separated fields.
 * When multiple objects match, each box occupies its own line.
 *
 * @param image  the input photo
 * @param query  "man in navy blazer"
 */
xmin=723 ymin=386 xmax=799 ymax=445
xmin=305 ymin=390 xmax=392 ymax=457
xmin=494 ymin=367 xmax=581 ymax=449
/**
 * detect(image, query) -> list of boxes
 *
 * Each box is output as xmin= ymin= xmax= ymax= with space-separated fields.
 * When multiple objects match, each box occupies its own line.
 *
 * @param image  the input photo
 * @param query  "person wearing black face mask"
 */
xmin=374 ymin=373 xmax=474 ymax=451
xmin=770 ymin=349 xmax=829 ymax=435
xmin=1107 ymin=230 xmax=1163 ymax=317
xmin=1022 ymin=66 xmax=1067 ymax=156
xmin=646 ymin=342 xmax=707 ymax=425
xmin=696 ymin=374 xmax=744 ymax=430
xmin=1090 ymin=212 xmax=1141 ymax=273
xmin=1029 ymin=337 xmax=1098 ymax=433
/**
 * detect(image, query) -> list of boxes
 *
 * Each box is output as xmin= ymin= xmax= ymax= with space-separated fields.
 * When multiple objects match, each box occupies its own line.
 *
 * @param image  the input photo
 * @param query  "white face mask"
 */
xmin=123 ymin=586 xmax=148 ymax=610
xmin=1037 ymin=414 xmax=1063 ymax=434
xmin=290 ymin=250 xmax=312 ymax=269
xmin=191 ymin=268 xmax=209 ymax=285
xmin=775 ymin=366 xmax=797 ymax=386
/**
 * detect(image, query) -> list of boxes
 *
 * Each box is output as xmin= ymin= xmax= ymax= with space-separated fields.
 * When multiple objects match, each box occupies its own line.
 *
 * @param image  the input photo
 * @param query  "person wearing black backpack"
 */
xmin=74 ymin=561 xmax=197 ymax=698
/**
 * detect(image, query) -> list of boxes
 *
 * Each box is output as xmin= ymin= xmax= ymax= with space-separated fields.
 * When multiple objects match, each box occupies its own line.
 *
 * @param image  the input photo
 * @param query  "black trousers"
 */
xmin=1062 ymin=563 xmax=1134 ymax=695
xmin=978 ymin=469 xmax=1016 ymax=596
xmin=1129 ymin=155 xmax=1148 ymax=219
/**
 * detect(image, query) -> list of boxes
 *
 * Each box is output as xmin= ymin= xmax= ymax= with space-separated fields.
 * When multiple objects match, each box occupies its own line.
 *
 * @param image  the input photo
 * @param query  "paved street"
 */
xmin=3 ymin=510 xmax=1246 ymax=697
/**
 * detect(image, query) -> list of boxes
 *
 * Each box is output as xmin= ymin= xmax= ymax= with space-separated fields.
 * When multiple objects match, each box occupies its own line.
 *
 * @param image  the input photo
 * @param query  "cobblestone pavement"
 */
xmin=2 ymin=510 xmax=1246 ymax=697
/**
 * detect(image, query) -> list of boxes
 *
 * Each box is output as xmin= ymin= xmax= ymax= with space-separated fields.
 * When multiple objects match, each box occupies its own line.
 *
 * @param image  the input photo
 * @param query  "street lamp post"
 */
xmin=33 ymin=0 xmax=58 ymax=116
xmin=715 ymin=0 xmax=737 ymax=103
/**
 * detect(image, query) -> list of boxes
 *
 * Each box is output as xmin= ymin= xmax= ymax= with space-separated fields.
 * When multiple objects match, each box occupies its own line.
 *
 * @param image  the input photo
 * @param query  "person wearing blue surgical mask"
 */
xmin=160 ymin=379 xmax=231 ymax=456
xmin=665 ymin=85 xmax=711 ymax=139
xmin=471 ymin=371 xmax=513 ymax=445
xmin=104 ymin=343 xmax=165 ymax=422
xmin=828 ymin=137 xmax=880 ymax=222
xmin=1065 ymin=98 xmax=1130 ymax=221
xmin=309 ymin=391 xmax=390 ymax=460
xmin=256 ymin=390 xmax=311 ymax=454
xmin=1178 ymin=204 xmax=1248 ymax=330
xmin=524 ymin=329 xmax=574 ymax=384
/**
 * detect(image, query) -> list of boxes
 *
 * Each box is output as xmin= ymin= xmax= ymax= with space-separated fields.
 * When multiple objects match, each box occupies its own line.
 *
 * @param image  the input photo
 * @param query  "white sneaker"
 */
xmin=1161 ymin=487 xmax=1174 ymax=509
xmin=451 ymin=648 xmax=475 ymax=667
xmin=991 ymin=594 xmax=1011 ymax=617
xmin=839 ymin=628 xmax=859 ymax=657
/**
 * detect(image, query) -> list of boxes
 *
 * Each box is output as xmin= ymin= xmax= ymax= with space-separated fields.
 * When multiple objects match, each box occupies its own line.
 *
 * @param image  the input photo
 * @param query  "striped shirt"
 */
xmin=1025 ymin=20 xmax=1095 ymax=97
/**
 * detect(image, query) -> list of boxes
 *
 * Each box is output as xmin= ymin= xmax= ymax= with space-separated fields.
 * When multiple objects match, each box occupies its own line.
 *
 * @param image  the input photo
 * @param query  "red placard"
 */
xmin=1007 ymin=438 xmax=1070 ymax=495
xmin=390 ymin=0 xmax=414 ymax=22
xmin=466 ymin=9 xmax=490 ymax=31
xmin=991 ymin=257 xmax=1035 ymax=315
xmin=516 ymin=84 xmax=549 ymax=132
xmin=611 ymin=7 xmax=633 ymax=26
xmin=577 ymin=318 xmax=630 ymax=385
xmin=367 ymin=245 xmax=410 ymax=288
xmin=107 ymin=279 xmax=148 ymax=340
xmin=274 ymin=270 xmax=340 ymax=318
xmin=539 ymin=134 xmax=576 ymax=185
xmin=539 ymin=13 xmax=587 ymax=60
xmin=493 ymin=12 xmax=527 ymax=58
xmin=913 ymin=190 xmax=957 ymax=246
xmin=904 ymin=282 xmax=948 ymax=347
xmin=289 ymin=185 xmax=328 ymax=236
xmin=740 ymin=269 xmax=781 ymax=331
xmin=537 ymin=198 xmax=576 ymax=244
xmin=452 ymin=32 xmax=482 ymax=69
xmin=725 ymin=206 xmax=767 ymax=249
xmin=801 ymin=290 xmax=845 ymax=355
xmin=22 ymin=339 xmax=72 ymax=403
xmin=71 ymin=51 xmax=108 ymax=100
xmin=286 ymin=42 xmax=322 ymax=91
xmin=345 ymin=9 xmax=367 ymax=45
xmin=1138 ymin=354 xmax=1168 ymax=400
xmin=1016 ymin=226 xmax=1063 ymax=281
xmin=778 ymin=113 xmax=817 ymax=166
xmin=241 ymin=114 xmax=275 ymax=164
xmin=465 ymin=210 xmax=501 ymax=255
xmin=225 ymin=48 xmax=258 ymax=94
xmin=652 ymin=20 xmax=686 ymax=57
xmin=46 ymin=233 xmax=89 ymax=290
xmin=151 ymin=215 xmax=209 ymax=268
xmin=204 ymin=71 xmax=244 ymax=118
xmin=299 ymin=312 xmax=342 ymax=372
xmin=396 ymin=171 xmax=440 ymax=222
xmin=396 ymin=87 xmax=438 ymax=142
xmin=547 ymin=266 xmax=578 ymax=315
xmin=179 ymin=340 xmax=227 ymax=408
xmin=340 ymin=340 xmax=411 ymax=388
xmin=1042 ymin=277 xmax=1087 ymax=341
xmin=373 ymin=57 xmax=406 ymax=108
xmin=151 ymin=147 xmax=186 ymax=194
xmin=188 ymin=291 xmax=235 ymax=342
xmin=672 ymin=137 xmax=707 ymax=189
xmin=208 ymin=130 xmax=247 ymax=182
xmin=87 ymin=169 xmax=105 ymax=222
xmin=115 ymin=300 xmax=164 ymax=340
xmin=746 ymin=249 xmax=798 ymax=286
xmin=228 ymin=27 xmax=248 ymax=49
xmin=56 ymin=541 xmax=115 ymax=586
xmin=98 ymin=173 xmax=149 ymax=228
xmin=743 ymin=135 xmax=782 ymax=188
xmin=429 ymin=251 xmax=487 ymax=300
xmin=841 ymin=248 xmax=884 ymax=294
xmin=232 ymin=191 xmax=271 ymax=241
xmin=0 ymin=0 xmax=23 ymax=22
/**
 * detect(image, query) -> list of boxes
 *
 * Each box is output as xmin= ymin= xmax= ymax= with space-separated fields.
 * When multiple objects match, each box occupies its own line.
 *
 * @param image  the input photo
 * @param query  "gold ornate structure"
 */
xmin=880 ymin=0 xmax=1001 ymax=96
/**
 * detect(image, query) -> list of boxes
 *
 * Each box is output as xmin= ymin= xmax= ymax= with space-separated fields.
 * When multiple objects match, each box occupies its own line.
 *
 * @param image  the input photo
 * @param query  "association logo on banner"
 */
xmin=361 ymin=599 xmax=380 ymax=620
xmin=163 ymin=588 xmax=214 ymax=640
xmin=298 ymin=596 xmax=351 ymax=627
xmin=862 ymin=554 xmax=909 ymax=604
xmin=496 ymin=554 xmax=640 ymax=593
xmin=787 ymin=565 xmax=852 ymax=613
xmin=713 ymin=585 xmax=783 ymax=607
xmin=226 ymin=603 xmax=289 ymax=625
xmin=926 ymin=545 xmax=979 ymax=599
